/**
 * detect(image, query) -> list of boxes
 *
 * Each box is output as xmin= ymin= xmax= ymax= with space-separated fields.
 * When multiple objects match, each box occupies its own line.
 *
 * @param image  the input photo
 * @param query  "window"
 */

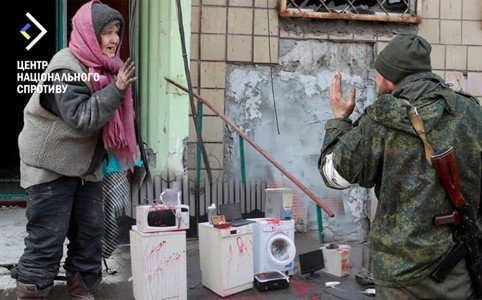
xmin=279 ymin=0 xmax=421 ymax=23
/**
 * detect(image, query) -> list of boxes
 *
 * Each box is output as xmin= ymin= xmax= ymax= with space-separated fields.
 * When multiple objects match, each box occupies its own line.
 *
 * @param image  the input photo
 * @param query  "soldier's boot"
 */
xmin=66 ymin=273 xmax=95 ymax=300
xmin=16 ymin=281 xmax=51 ymax=300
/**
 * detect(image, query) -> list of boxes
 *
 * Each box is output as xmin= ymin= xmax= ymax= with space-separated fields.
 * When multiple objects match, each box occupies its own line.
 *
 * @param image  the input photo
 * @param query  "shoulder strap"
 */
xmin=401 ymin=99 xmax=434 ymax=166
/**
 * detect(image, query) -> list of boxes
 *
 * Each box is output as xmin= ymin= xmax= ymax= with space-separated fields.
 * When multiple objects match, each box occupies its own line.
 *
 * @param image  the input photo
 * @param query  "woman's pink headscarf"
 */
xmin=69 ymin=0 xmax=137 ymax=169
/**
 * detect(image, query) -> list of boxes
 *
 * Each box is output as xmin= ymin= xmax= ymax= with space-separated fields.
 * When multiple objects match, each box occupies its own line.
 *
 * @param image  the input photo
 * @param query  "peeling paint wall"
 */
xmin=225 ymin=39 xmax=376 ymax=242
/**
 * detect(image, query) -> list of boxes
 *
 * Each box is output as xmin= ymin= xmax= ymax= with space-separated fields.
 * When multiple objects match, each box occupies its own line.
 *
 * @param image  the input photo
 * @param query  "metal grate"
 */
xmin=133 ymin=178 xmax=267 ymax=217
xmin=132 ymin=176 xmax=268 ymax=237
xmin=279 ymin=0 xmax=421 ymax=23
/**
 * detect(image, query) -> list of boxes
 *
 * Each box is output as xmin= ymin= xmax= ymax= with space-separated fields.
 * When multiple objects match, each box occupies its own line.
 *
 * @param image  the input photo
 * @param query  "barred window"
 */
xmin=279 ymin=0 xmax=421 ymax=23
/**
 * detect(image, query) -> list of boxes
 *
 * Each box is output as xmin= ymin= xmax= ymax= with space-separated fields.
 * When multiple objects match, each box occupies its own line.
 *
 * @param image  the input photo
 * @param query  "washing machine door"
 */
xmin=266 ymin=234 xmax=296 ymax=266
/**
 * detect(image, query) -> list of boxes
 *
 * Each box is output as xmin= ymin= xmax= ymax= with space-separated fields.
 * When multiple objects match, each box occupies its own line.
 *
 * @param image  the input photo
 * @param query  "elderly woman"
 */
xmin=14 ymin=1 xmax=137 ymax=298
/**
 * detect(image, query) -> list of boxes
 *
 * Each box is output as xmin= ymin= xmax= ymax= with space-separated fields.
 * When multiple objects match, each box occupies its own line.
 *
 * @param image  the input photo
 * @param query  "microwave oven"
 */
xmin=136 ymin=204 xmax=189 ymax=233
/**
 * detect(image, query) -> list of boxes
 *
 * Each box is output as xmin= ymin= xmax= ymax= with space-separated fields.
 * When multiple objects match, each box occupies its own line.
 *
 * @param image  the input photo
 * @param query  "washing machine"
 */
xmin=251 ymin=218 xmax=296 ymax=276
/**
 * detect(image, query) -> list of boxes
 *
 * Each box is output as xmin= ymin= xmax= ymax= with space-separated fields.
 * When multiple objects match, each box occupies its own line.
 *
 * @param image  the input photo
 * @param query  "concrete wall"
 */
xmin=223 ymin=40 xmax=376 ymax=239
xmin=189 ymin=0 xmax=482 ymax=241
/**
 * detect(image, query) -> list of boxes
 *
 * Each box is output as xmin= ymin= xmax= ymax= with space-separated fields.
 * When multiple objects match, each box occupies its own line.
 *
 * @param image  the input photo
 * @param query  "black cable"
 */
xmin=174 ymin=0 xmax=213 ymax=185
xmin=267 ymin=0 xmax=281 ymax=134
xmin=175 ymin=0 xmax=214 ymax=235
xmin=129 ymin=0 xmax=151 ymax=180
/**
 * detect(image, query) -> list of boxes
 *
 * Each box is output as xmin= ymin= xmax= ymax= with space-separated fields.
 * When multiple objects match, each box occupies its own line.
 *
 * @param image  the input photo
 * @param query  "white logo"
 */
xmin=20 ymin=13 xmax=47 ymax=51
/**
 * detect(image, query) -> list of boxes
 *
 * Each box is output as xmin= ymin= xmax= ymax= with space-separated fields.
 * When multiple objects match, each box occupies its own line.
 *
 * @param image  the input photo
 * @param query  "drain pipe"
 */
xmin=239 ymin=136 xmax=247 ymax=188
xmin=195 ymin=104 xmax=204 ymax=194
xmin=316 ymin=205 xmax=324 ymax=245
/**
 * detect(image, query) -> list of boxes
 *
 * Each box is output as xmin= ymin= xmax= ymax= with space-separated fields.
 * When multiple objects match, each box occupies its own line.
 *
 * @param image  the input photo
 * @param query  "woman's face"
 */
xmin=100 ymin=25 xmax=120 ymax=58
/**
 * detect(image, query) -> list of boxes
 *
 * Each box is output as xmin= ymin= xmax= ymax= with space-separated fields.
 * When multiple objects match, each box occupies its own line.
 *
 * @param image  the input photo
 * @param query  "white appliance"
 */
xmin=251 ymin=218 xmax=296 ymax=276
xmin=265 ymin=188 xmax=293 ymax=219
xmin=198 ymin=223 xmax=254 ymax=297
xmin=136 ymin=204 xmax=189 ymax=233
xmin=321 ymin=244 xmax=351 ymax=277
xmin=130 ymin=227 xmax=187 ymax=300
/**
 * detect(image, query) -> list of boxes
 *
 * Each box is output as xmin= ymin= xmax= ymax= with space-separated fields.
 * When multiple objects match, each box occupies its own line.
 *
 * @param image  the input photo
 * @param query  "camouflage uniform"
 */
xmin=319 ymin=72 xmax=482 ymax=290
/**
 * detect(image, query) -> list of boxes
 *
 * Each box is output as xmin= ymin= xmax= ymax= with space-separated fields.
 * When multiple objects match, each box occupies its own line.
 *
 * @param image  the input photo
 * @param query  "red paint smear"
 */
xmin=236 ymin=237 xmax=249 ymax=256
xmin=310 ymin=296 xmax=321 ymax=300
xmin=266 ymin=218 xmax=281 ymax=225
xmin=149 ymin=204 xmax=178 ymax=210
xmin=237 ymin=237 xmax=244 ymax=254
xmin=227 ymin=244 xmax=233 ymax=287
xmin=146 ymin=241 xmax=166 ymax=258
xmin=290 ymin=278 xmax=313 ymax=297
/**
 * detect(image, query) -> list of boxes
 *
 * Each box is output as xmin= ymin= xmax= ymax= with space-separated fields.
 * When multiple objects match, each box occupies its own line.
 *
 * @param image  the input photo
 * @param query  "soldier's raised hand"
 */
xmin=329 ymin=72 xmax=356 ymax=118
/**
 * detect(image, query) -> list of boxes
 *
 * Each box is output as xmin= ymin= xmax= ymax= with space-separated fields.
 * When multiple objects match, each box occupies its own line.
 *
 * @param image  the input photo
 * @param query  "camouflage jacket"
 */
xmin=319 ymin=72 xmax=482 ymax=287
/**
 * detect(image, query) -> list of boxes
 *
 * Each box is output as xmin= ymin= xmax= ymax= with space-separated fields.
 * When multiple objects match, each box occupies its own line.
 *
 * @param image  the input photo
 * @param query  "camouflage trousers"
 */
xmin=376 ymin=259 xmax=474 ymax=299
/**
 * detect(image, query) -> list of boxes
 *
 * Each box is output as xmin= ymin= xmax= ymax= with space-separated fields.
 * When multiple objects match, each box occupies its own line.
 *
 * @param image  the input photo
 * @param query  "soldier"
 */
xmin=319 ymin=34 xmax=482 ymax=298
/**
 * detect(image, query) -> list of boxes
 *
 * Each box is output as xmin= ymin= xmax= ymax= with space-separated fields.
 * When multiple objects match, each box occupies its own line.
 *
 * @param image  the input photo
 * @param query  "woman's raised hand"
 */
xmin=115 ymin=58 xmax=137 ymax=92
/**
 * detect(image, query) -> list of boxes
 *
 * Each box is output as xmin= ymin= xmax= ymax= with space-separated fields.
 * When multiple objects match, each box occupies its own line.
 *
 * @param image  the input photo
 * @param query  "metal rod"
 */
xmin=165 ymin=77 xmax=335 ymax=217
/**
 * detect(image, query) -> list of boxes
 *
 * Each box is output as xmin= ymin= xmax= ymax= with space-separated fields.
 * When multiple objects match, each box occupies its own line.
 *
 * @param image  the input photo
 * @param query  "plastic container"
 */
xmin=160 ymin=189 xmax=180 ymax=205
xmin=321 ymin=243 xmax=351 ymax=277
xmin=207 ymin=203 xmax=216 ymax=224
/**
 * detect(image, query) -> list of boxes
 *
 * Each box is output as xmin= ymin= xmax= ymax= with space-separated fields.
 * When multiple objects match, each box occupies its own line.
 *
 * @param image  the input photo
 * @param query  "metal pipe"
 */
xmin=165 ymin=77 xmax=335 ymax=217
